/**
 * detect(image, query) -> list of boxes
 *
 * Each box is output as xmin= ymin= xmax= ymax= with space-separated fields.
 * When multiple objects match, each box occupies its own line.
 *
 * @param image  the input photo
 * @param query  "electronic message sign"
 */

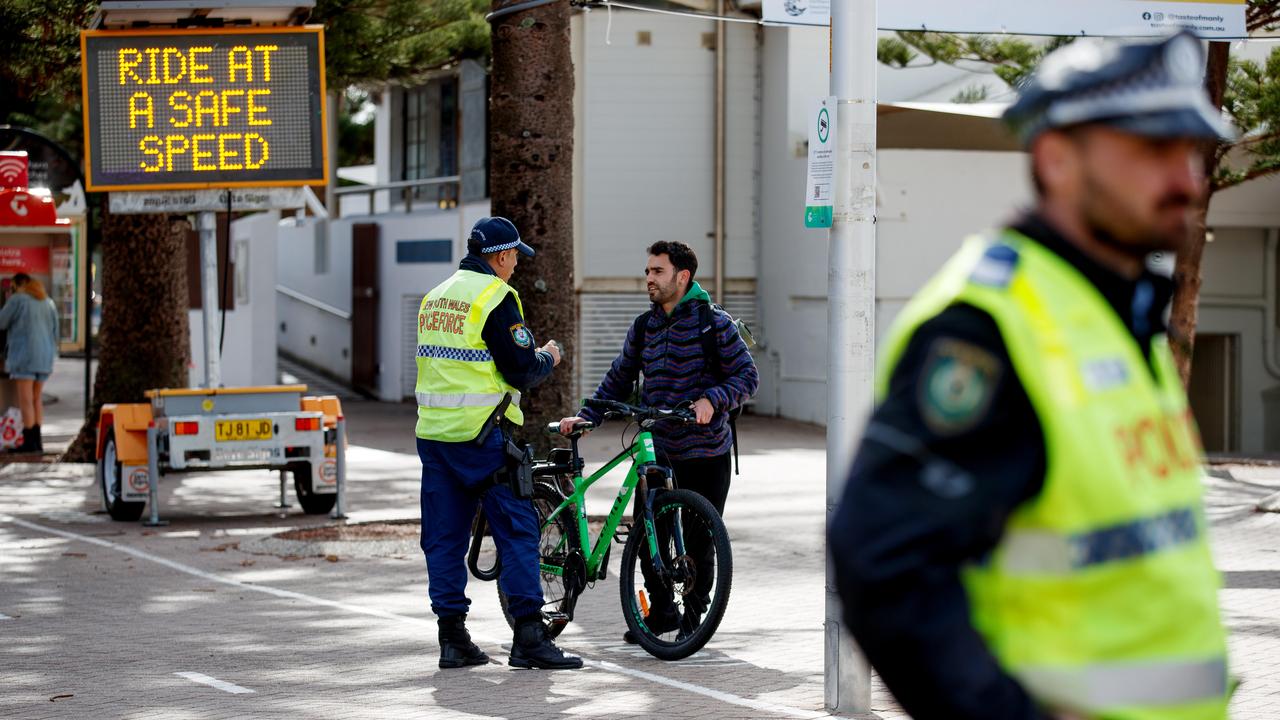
xmin=81 ymin=27 xmax=327 ymax=191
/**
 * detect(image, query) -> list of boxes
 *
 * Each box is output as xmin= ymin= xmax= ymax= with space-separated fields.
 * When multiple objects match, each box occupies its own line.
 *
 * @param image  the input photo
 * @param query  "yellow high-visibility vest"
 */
xmin=879 ymin=231 xmax=1229 ymax=719
xmin=415 ymin=269 xmax=524 ymax=442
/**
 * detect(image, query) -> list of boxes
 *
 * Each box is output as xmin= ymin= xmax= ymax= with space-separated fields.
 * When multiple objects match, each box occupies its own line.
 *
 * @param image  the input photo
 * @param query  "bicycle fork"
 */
xmin=638 ymin=468 xmax=688 ymax=590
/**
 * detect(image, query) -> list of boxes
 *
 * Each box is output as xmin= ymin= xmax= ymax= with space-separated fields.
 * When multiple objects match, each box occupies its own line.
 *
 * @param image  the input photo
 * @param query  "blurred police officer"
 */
xmin=829 ymin=32 xmax=1232 ymax=719
xmin=416 ymin=216 xmax=581 ymax=670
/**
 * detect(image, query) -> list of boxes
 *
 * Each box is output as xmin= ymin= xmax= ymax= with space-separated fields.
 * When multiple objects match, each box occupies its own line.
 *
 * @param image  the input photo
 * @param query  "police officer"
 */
xmin=416 ymin=216 xmax=581 ymax=670
xmin=829 ymin=33 xmax=1232 ymax=720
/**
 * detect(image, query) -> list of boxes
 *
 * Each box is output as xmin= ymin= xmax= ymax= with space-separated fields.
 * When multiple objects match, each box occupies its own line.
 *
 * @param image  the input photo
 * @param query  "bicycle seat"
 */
xmin=545 ymin=421 xmax=595 ymax=439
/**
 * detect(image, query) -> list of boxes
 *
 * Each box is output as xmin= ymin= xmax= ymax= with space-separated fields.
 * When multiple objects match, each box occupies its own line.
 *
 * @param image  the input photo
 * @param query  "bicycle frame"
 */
xmin=539 ymin=429 xmax=679 ymax=582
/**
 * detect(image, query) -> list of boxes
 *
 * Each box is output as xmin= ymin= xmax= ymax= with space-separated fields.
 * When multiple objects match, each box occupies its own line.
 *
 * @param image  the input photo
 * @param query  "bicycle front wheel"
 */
xmin=498 ymin=480 xmax=583 ymax=638
xmin=619 ymin=488 xmax=733 ymax=660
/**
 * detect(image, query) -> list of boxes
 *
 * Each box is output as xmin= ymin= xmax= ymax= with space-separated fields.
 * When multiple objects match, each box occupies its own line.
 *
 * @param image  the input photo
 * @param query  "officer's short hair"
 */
xmin=647 ymin=241 xmax=698 ymax=281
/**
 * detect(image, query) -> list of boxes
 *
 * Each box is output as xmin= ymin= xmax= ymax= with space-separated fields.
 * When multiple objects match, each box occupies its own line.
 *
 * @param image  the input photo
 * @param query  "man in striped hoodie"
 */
xmin=559 ymin=240 xmax=758 ymax=642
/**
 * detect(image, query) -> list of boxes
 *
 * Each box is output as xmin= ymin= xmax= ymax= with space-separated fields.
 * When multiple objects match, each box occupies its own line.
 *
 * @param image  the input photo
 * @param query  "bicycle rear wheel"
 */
xmin=619 ymin=488 xmax=732 ymax=660
xmin=498 ymin=480 xmax=584 ymax=638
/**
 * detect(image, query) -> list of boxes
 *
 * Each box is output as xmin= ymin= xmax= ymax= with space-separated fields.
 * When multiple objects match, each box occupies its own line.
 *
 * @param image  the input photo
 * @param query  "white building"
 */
xmin=269 ymin=16 xmax=1280 ymax=454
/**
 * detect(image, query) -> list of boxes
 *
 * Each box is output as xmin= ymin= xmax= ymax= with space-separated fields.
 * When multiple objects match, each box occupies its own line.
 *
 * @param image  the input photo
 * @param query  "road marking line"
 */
xmin=2 ymin=516 xmax=831 ymax=720
xmin=174 ymin=672 xmax=255 ymax=694
xmin=0 ymin=613 xmax=11 ymax=620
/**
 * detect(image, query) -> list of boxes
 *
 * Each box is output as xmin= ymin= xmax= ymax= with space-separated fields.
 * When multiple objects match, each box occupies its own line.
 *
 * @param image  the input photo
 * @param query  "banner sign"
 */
xmin=81 ymin=27 xmax=328 ymax=191
xmin=764 ymin=0 xmax=1247 ymax=39
xmin=0 ymin=246 xmax=51 ymax=275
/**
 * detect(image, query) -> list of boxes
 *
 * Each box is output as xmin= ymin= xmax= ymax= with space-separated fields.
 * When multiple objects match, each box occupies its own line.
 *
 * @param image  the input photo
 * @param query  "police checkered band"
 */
xmin=1070 ymin=507 xmax=1199 ymax=569
xmin=416 ymin=344 xmax=493 ymax=362
xmin=482 ymin=239 xmax=523 ymax=253
xmin=999 ymin=506 xmax=1200 ymax=574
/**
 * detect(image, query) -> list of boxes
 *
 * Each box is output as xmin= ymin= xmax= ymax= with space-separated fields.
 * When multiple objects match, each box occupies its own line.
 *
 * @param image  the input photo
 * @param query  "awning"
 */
xmin=878 ymin=102 xmax=1021 ymax=152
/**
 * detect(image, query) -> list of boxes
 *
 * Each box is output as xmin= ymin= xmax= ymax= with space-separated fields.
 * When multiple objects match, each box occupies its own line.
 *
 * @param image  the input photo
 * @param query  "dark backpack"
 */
xmin=628 ymin=302 xmax=746 ymax=474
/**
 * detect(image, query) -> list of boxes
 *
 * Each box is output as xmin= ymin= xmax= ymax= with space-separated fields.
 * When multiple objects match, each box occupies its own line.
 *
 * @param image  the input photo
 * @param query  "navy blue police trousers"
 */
xmin=417 ymin=431 xmax=543 ymax=621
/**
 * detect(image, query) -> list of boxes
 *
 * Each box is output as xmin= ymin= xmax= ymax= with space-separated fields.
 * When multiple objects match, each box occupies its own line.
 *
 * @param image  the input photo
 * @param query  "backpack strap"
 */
xmin=699 ymin=303 xmax=739 ymax=475
xmin=699 ymin=303 xmax=725 ymax=382
xmin=628 ymin=310 xmax=651 ymax=394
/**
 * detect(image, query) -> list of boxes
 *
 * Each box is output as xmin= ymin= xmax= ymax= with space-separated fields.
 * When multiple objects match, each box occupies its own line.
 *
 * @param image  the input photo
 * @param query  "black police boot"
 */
xmin=509 ymin=615 xmax=583 ymax=670
xmin=438 ymin=614 xmax=489 ymax=669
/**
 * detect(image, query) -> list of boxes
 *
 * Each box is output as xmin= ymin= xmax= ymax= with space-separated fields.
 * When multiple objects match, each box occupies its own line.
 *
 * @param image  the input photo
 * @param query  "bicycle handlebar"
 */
xmin=581 ymin=398 xmax=696 ymax=423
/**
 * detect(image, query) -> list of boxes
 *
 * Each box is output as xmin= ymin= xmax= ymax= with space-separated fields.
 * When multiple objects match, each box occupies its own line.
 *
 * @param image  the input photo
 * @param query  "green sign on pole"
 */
xmin=805 ymin=97 xmax=835 ymax=229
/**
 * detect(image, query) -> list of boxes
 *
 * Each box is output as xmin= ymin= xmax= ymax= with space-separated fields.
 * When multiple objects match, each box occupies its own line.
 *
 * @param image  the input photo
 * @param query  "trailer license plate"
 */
xmin=215 ymin=419 xmax=273 ymax=442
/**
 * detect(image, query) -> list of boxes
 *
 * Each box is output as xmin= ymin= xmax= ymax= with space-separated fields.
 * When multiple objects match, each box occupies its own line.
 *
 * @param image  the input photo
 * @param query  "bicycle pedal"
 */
xmin=613 ymin=524 xmax=630 ymax=544
xmin=546 ymin=612 xmax=570 ymax=629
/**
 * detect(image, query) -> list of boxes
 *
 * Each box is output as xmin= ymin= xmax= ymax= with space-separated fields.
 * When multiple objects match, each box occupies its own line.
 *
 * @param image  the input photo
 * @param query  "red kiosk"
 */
xmin=0 ymin=151 xmax=90 ymax=413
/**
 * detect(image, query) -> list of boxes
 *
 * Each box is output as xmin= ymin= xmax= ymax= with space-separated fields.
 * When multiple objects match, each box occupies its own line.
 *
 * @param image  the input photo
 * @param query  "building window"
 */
xmin=403 ymin=77 xmax=460 ymax=207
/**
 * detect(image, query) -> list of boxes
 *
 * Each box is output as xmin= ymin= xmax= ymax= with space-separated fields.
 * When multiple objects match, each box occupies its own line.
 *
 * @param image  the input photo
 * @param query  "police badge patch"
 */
xmin=918 ymin=338 xmax=1002 ymax=436
xmin=510 ymin=323 xmax=533 ymax=348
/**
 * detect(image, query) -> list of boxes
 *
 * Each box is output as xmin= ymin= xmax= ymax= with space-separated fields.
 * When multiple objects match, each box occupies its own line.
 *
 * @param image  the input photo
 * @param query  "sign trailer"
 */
xmin=81 ymin=19 xmax=342 ymax=525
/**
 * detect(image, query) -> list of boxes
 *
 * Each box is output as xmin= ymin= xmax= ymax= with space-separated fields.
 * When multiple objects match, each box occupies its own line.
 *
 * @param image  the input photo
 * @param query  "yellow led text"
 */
xmin=117 ymin=45 xmax=278 ymax=86
xmin=137 ymin=133 xmax=269 ymax=173
xmin=116 ymin=43 xmax=284 ymax=173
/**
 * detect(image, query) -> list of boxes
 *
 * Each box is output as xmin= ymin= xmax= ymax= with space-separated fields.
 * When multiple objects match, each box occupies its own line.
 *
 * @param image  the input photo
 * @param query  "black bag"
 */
xmin=628 ymin=302 xmax=752 ymax=474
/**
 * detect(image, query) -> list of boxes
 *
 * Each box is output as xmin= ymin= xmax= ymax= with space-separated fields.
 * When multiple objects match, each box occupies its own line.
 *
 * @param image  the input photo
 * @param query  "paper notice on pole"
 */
xmin=805 ymin=97 xmax=836 ymax=229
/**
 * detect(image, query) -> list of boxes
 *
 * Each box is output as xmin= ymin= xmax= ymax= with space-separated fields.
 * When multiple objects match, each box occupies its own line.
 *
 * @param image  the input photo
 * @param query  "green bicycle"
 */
xmin=468 ymin=399 xmax=733 ymax=661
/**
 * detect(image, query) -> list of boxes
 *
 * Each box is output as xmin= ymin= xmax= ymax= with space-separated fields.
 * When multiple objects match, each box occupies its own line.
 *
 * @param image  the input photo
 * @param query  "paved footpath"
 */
xmin=1 ymin=402 xmax=1278 ymax=719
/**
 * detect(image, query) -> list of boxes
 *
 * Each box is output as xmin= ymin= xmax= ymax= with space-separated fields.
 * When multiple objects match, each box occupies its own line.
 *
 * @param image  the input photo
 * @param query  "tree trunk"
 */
xmin=489 ymin=0 xmax=575 ymax=450
xmin=1169 ymin=40 xmax=1231 ymax=387
xmin=63 ymin=207 xmax=191 ymax=461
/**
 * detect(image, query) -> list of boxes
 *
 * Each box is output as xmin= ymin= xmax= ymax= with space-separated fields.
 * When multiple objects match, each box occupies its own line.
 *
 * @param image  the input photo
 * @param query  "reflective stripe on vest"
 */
xmin=876 ymin=232 xmax=1229 ymax=720
xmin=414 ymin=391 xmax=522 ymax=409
xmin=1019 ymin=658 xmax=1227 ymax=714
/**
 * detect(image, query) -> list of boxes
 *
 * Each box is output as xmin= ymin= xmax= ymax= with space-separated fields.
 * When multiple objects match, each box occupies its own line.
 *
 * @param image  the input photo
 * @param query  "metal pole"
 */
xmin=84 ymin=201 xmax=97 ymax=420
xmin=325 ymin=91 xmax=340 ymax=214
xmin=275 ymin=469 xmax=292 ymax=509
xmin=331 ymin=416 xmax=347 ymax=519
xmin=713 ymin=0 xmax=727 ymax=305
xmin=144 ymin=425 xmax=167 ymax=527
xmin=824 ymin=0 xmax=875 ymax=712
xmin=198 ymin=211 xmax=221 ymax=388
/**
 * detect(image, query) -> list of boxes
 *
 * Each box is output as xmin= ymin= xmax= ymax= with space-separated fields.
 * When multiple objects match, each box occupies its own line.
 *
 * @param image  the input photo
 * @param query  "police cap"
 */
xmin=468 ymin=216 xmax=535 ymax=257
xmin=1003 ymin=31 xmax=1235 ymax=146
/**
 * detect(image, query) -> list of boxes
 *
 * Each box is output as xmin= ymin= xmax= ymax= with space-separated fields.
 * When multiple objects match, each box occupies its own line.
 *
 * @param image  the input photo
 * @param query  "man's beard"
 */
xmin=1083 ymin=175 xmax=1195 ymax=258
xmin=648 ymin=281 xmax=678 ymax=305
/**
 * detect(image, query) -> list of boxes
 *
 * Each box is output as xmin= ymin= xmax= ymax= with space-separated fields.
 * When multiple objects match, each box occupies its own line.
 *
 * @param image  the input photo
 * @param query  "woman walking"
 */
xmin=0 ymin=273 xmax=59 ymax=453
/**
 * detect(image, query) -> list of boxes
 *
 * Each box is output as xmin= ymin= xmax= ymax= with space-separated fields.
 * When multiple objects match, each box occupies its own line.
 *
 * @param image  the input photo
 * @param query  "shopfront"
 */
xmin=0 ymin=151 xmax=89 ymax=356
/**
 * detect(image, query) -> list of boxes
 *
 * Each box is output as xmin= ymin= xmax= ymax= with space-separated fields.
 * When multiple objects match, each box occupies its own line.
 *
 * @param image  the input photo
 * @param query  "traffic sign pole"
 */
xmin=824 ymin=0 xmax=876 ymax=712
xmin=198 ymin=210 xmax=221 ymax=389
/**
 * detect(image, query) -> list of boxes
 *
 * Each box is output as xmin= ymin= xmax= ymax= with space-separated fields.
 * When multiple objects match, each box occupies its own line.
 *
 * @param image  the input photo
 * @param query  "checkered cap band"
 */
xmin=482 ymin=239 xmax=522 ymax=253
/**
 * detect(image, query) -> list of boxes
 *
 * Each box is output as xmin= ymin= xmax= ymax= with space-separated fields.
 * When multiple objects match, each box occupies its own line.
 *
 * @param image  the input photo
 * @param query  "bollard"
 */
xmin=275 ymin=469 xmax=292 ymax=510
xmin=331 ymin=416 xmax=348 ymax=520
xmin=144 ymin=425 xmax=168 ymax=527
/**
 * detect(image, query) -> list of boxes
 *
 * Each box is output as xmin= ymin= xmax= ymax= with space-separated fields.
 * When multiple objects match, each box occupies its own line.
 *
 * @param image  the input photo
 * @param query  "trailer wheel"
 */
xmin=292 ymin=462 xmax=336 ymax=515
xmin=99 ymin=433 xmax=145 ymax=522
